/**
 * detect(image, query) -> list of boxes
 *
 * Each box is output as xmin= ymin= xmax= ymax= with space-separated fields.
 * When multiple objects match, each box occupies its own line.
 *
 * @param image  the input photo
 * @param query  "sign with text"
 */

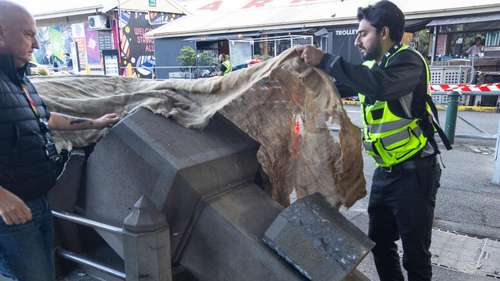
xmin=102 ymin=49 xmax=120 ymax=76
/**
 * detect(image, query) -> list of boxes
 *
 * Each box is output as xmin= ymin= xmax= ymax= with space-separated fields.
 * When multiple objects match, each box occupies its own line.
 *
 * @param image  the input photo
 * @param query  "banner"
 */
xmin=84 ymin=23 xmax=101 ymax=64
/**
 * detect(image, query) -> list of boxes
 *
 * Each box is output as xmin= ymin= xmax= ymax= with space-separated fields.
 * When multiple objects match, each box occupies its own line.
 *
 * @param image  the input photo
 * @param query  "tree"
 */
xmin=177 ymin=46 xmax=217 ymax=72
xmin=177 ymin=46 xmax=196 ymax=72
xmin=417 ymin=29 xmax=430 ymax=58
xmin=197 ymin=51 xmax=215 ymax=66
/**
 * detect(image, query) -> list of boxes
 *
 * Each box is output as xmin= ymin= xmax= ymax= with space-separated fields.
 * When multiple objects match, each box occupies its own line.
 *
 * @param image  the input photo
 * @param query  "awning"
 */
xmin=182 ymin=28 xmax=314 ymax=42
xmin=102 ymin=0 xmax=190 ymax=15
xmin=145 ymin=1 xmax=360 ymax=39
xmin=183 ymin=32 xmax=262 ymax=42
xmin=17 ymin=0 xmax=189 ymax=25
xmin=405 ymin=19 xmax=432 ymax=33
xmin=427 ymin=13 xmax=500 ymax=26
xmin=146 ymin=0 xmax=500 ymax=39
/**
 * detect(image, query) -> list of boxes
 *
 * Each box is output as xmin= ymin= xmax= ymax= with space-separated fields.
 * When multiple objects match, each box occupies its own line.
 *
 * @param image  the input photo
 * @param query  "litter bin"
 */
xmin=482 ymin=72 xmax=500 ymax=107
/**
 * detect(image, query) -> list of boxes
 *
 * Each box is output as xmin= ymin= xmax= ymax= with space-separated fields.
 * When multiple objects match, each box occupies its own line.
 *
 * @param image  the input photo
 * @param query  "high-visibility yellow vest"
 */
xmin=222 ymin=60 xmax=231 ymax=76
xmin=359 ymin=44 xmax=432 ymax=167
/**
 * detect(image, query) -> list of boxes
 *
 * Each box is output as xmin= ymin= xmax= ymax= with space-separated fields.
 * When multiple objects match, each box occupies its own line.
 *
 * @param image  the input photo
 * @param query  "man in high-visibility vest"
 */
xmin=212 ymin=53 xmax=231 ymax=76
xmin=297 ymin=1 xmax=451 ymax=280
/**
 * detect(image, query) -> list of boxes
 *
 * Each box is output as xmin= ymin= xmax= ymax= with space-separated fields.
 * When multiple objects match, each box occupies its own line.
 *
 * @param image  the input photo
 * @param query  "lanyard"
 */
xmin=20 ymin=82 xmax=41 ymax=119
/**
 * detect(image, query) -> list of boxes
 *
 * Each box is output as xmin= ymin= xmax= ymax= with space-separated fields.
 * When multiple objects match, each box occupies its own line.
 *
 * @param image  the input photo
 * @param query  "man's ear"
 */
xmin=381 ymin=26 xmax=390 ymax=40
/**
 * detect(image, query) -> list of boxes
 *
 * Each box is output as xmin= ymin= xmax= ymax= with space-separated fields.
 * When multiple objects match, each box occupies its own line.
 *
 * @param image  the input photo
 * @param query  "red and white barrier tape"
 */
xmin=430 ymin=83 xmax=500 ymax=92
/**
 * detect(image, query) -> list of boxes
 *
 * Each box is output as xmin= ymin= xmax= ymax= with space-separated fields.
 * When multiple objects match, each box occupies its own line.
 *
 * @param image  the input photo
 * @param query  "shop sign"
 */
xmin=335 ymin=29 xmax=357 ymax=36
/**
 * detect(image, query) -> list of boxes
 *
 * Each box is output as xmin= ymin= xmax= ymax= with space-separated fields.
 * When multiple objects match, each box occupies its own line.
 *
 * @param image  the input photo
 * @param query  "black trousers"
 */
xmin=368 ymin=161 xmax=441 ymax=281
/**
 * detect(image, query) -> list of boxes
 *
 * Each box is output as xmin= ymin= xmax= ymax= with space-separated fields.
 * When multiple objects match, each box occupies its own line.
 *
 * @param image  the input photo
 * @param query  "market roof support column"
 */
xmin=431 ymin=26 xmax=438 ymax=66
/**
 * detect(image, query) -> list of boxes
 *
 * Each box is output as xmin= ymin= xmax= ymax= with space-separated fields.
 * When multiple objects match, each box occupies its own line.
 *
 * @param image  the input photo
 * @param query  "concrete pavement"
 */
xmin=341 ymin=105 xmax=500 ymax=280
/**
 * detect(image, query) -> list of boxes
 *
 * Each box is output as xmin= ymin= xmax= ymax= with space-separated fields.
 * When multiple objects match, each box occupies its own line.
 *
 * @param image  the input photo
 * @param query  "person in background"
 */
xmin=296 ymin=1 xmax=451 ymax=280
xmin=53 ymin=55 xmax=61 ymax=72
xmin=211 ymin=53 xmax=231 ymax=76
xmin=466 ymin=37 xmax=484 ymax=56
xmin=0 ymin=1 xmax=121 ymax=280
xmin=65 ymin=52 xmax=73 ymax=71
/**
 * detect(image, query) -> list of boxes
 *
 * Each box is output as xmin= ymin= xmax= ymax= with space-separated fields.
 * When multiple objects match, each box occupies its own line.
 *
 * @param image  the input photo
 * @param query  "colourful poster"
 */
xmin=84 ymin=23 xmax=101 ymax=64
xmin=60 ymin=24 xmax=74 ymax=55
xmin=73 ymin=37 xmax=87 ymax=66
xmin=33 ymin=27 xmax=51 ymax=64
xmin=119 ymin=11 xmax=165 ymax=78
xmin=49 ymin=26 xmax=64 ymax=62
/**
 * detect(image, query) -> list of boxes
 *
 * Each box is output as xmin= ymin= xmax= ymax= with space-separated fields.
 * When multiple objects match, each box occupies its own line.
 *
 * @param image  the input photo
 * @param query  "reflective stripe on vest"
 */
xmin=222 ymin=60 xmax=231 ymax=76
xmin=359 ymin=44 xmax=431 ymax=167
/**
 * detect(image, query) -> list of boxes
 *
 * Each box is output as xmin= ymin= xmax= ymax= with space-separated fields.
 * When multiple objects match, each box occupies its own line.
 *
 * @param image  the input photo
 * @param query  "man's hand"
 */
xmin=92 ymin=113 xmax=120 ymax=129
xmin=296 ymin=45 xmax=326 ymax=67
xmin=48 ymin=112 xmax=120 ymax=131
xmin=0 ymin=186 xmax=32 ymax=226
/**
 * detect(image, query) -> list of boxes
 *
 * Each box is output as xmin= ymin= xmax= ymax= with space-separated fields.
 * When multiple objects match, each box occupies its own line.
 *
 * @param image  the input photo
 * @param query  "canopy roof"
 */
xmin=427 ymin=13 xmax=500 ymax=26
xmin=146 ymin=0 xmax=500 ymax=39
xmin=16 ymin=0 xmax=190 ymax=27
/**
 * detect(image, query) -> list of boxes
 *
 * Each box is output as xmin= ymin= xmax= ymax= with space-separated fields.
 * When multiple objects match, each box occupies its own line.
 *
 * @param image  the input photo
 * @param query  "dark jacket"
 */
xmin=318 ymin=43 xmax=428 ymax=119
xmin=0 ymin=54 xmax=57 ymax=200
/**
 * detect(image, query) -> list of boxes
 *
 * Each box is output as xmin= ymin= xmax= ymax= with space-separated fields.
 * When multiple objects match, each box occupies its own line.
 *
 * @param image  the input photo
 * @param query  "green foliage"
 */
xmin=177 ymin=46 xmax=196 ymax=72
xmin=254 ymin=54 xmax=273 ymax=61
xmin=177 ymin=46 xmax=217 ymax=71
xmin=417 ymin=29 xmax=430 ymax=58
xmin=464 ymin=33 xmax=484 ymax=48
xmin=37 ymin=69 xmax=48 ymax=76
xmin=198 ymin=51 xmax=215 ymax=66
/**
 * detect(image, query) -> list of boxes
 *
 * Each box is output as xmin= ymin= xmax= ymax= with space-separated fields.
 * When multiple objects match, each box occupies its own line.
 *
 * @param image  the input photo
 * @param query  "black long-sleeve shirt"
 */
xmin=318 ymin=46 xmax=429 ymax=118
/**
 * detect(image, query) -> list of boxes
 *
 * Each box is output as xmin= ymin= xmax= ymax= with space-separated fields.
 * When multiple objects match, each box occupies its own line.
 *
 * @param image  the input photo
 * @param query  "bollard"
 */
xmin=493 ymin=113 xmax=500 ymax=185
xmin=86 ymin=64 xmax=90 ymax=75
xmin=445 ymin=91 xmax=461 ymax=145
xmin=128 ymin=63 xmax=132 ymax=76
xmin=123 ymin=196 xmax=172 ymax=281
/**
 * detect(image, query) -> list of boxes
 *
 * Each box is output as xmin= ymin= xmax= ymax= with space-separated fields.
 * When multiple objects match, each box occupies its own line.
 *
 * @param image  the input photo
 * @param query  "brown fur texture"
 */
xmin=31 ymin=48 xmax=366 ymax=208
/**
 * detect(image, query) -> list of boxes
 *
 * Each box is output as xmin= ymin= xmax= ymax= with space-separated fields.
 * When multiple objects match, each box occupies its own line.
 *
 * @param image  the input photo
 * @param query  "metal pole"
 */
xmin=52 ymin=210 xmax=123 ymax=235
xmin=431 ymin=26 xmax=438 ymax=66
xmin=493 ymin=113 xmax=500 ymax=184
xmin=56 ymin=248 xmax=126 ymax=279
xmin=445 ymin=91 xmax=461 ymax=144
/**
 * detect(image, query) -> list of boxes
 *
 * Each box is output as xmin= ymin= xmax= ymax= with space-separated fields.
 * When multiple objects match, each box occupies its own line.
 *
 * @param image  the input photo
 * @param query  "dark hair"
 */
xmin=65 ymin=53 xmax=70 ymax=56
xmin=475 ymin=37 xmax=482 ymax=43
xmin=357 ymin=0 xmax=405 ymax=43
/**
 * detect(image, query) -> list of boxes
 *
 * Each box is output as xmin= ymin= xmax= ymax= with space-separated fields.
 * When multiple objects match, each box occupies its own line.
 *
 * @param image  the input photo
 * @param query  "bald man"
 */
xmin=0 ymin=1 xmax=120 ymax=280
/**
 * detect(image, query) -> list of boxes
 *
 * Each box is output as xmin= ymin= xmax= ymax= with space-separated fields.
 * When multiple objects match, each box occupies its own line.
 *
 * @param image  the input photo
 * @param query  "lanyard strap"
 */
xmin=20 ymin=82 xmax=41 ymax=118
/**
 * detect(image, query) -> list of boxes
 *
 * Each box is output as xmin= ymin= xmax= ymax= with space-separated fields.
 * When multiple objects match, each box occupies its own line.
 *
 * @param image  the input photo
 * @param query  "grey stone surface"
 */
xmin=51 ymin=149 xmax=87 ymax=263
xmin=123 ymin=227 xmax=171 ymax=281
xmin=80 ymin=109 xmax=260 ymax=261
xmin=123 ymin=196 xmax=167 ymax=233
xmin=179 ymin=183 xmax=307 ymax=281
xmin=122 ymin=196 xmax=171 ymax=280
xmin=76 ymin=108 xmax=314 ymax=281
xmin=50 ymin=149 xmax=86 ymax=212
xmin=263 ymin=193 xmax=375 ymax=281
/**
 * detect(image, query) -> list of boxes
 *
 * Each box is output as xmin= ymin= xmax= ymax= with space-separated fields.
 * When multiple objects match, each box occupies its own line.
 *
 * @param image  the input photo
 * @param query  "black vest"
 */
xmin=0 ymin=54 xmax=57 ymax=200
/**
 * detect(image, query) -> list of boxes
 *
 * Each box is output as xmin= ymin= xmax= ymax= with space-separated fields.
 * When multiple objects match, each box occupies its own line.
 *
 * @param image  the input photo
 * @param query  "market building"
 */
xmin=146 ymin=0 xmax=500 ymax=81
xmin=23 ymin=0 xmax=189 ymax=78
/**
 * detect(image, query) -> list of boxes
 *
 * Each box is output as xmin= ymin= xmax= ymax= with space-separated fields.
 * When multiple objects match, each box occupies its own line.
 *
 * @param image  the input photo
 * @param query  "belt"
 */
xmin=380 ymin=156 xmax=437 ymax=173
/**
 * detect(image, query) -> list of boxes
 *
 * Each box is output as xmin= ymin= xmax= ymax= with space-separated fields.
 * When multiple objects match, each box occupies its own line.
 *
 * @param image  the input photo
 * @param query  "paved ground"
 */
xmin=340 ymin=105 xmax=500 ymax=280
